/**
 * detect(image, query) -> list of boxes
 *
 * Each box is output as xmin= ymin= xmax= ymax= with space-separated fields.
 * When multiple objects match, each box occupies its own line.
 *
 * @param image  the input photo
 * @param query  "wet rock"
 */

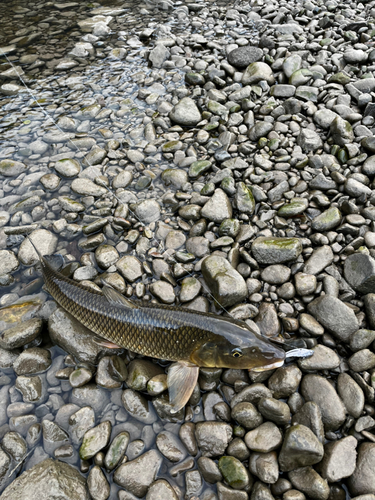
xmin=320 ymin=436 xmax=357 ymax=482
xmin=49 ymin=308 xmax=122 ymax=364
xmin=126 ymin=360 xmax=164 ymax=392
xmin=87 ymin=465 xmax=110 ymax=500
xmin=330 ymin=116 xmax=354 ymax=146
xmin=298 ymin=345 xmax=340 ymax=371
xmin=348 ymin=349 xmax=375 ymax=372
xmin=245 ymin=422 xmax=282 ymax=453
xmin=201 ymin=255 xmax=247 ymax=308
xmin=249 ymin=451 xmax=278 ymax=484
xmin=79 ymin=421 xmax=112 ymax=460
xmin=242 ymin=62 xmax=274 ymax=85
xmin=268 ymin=365 xmax=302 ymax=399
xmin=344 ymin=253 xmax=375 ymax=294
xmin=231 ymin=402 xmax=263 ymax=430
xmin=308 ymin=296 xmax=358 ymax=342
xmin=337 ymin=373 xmax=364 ymax=419
xmin=297 ymin=129 xmax=323 ymax=153
xmin=122 ymin=389 xmax=157 ymax=424
xmin=0 ymin=318 xmax=42 ymax=350
xmin=116 ymin=256 xmax=143 ymax=283
xmin=292 ymin=402 xmax=324 ymax=443
xmin=0 ymin=458 xmax=89 ymax=500
xmin=279 ymin=424 xmax=324 ymax=472
xmin=42 ymin=420 xmax=69 ymax=455
xmin=0 ymin=159 xmax=27 ymax=177
xmin=2 ymin=431 xmax=27 ymax=461
xmin=169 ymin=97 xmax=202 ymax=126
xmin=254 ymin=303 xmax=281 ymax=338
xmin=348 ymin=443 xmax=375 ymax=495
xmin=18 ymin=229 xmax=58 ymax=266
xmin=303 ymin=246 xmax=334 ymax=275
xmin=228 ymin=46 xmax=263 ymax=68
xmin=146 ymin=480 xmax=178 ymax=500
xmin=198 ymin=456 xmax=222 ymax=483
xmin=156 ymin=431 xmax=187 ymax=462
xmin=201 ymin=189 xmax=232 ymax=223
xmin=16 ymin=375 xmax=45 ymax=403
xmin=114 ymin=450 xmax=163 ymax=497
xmin=13 ymin=348 xmax=51 ymax=375
xmin=104 ymin=431 xmax=129 ymax=470
xmin=288 ymin=467 xmax=329 ymax=500
xmin=195 ymin=422 xmax=232 ymax=458
xmin=252 ymin=237 xmax=302 ymax=264
xmin=69 ymin=406 xmax=95 ymax=446
xmin=218 ymin=456 xmax=249 ymax=490
xmin=133 ymin=199 xmax=160 ymax=224
xmin=311 ymin=207 xmax=341 ymax=232
xmin=300 ymin=375 xmax=346 ymax=431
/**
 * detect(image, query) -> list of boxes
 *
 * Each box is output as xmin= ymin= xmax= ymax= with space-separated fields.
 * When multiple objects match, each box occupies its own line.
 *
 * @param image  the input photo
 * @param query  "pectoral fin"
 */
xmin=94 ymin=338 xmax=122 ymax=349
xmin=167 ymin=361 xmax=199 ymax=413
xmin=102 ymin=285 xmax=137 ymax=309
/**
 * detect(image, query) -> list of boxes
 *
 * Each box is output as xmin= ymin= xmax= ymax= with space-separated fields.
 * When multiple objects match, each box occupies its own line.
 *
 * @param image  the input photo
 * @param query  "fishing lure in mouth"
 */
xmin=27 ymin=236 xmax=312 ymax=412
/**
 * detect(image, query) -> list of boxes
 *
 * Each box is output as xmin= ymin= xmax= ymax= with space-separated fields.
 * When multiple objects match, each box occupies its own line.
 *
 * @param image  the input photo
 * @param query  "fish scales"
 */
xmin=42 ymin=258 xmax=219 ymax=361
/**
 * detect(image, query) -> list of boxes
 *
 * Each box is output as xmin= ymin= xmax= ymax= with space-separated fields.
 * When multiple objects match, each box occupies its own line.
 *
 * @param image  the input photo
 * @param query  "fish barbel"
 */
xmin=28 ymin=238 xmax=287 ymax=412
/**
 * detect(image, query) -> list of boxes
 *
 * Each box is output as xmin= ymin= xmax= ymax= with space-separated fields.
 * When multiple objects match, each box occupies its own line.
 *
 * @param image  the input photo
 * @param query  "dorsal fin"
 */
xmin=101 ymin=285 xmax=137 ymax=309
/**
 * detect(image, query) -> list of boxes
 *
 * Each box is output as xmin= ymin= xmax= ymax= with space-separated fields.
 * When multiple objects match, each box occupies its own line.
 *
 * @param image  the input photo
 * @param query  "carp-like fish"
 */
xmin=28 ymin=238 xmax=294 ymax=412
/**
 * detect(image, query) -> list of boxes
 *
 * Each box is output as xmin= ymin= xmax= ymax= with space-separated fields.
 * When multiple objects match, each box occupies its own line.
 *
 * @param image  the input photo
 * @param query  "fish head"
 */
xmin=190 ymin=319 xmax=286 ymax=371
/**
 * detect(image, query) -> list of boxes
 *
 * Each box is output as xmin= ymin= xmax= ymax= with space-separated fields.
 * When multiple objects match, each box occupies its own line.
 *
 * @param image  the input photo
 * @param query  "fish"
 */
xmin=27 ymin=237 xmax=290 ymax=412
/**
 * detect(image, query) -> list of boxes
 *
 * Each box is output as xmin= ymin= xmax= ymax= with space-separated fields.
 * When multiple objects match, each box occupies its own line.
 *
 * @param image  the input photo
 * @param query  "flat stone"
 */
xmin=300 ymin=375 xmax=347 ymax=431
xmin=344 ymin=253 xmax=375 ymax=294
xmin=169 ymin=97 xmax=202 ymax=126
xmin=201 ymin=189 xmax=232 ymax=223
xmin=320 ymin=436 xmax=357 ymax=482
xmin=0 ymin=159 xmax=27 ymax=177
xmin=298 ymin=345 xmax=340 ymax=371
xmin=201 ymin=255 xmax=247 ymax=308
xmin=114 ymin=450 xmax=163 ymax=497
xmin=289 ymin=467 xmax=329 ymax=500
xmin=348 ymin=443 xmax=375 ymax=496
xmin=79 ymin=421 xmax=112 ymax=460
xmin=278 ymin=424 xmax=324 ymax=472
xmin=311 ymin=207 xmax=341 ymax=232
xmin=251 ymin=237 xmax=302 ymax=264
xmin=0 ymin=458 xmax=89 ymax=500
xmin=303 ymin=246 xmax=334 ymax=275
xmin=244 ymin=422 xmax=282 ymax=453
xmin=242 ymin=62 xmax=274 ymax=85
xmin=228 ymin=46 xmax=263 ymax=68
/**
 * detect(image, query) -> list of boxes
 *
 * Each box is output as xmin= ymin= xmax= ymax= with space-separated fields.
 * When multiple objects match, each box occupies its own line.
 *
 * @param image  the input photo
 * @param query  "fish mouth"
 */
xmin=249 ymin=358 xmax=285 ymax=372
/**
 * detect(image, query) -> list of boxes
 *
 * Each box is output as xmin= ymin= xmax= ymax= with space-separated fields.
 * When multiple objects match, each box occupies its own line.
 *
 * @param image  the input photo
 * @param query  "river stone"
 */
xmin=300 ymin=375 xmax=346 ymax=431
xmin=201 ymin=255 xmax=248 ymax=308
xmin=278 ymin=424 xmax=324 ymax=472
xmin=195 ymin=422 xmax=233 ymax=458
xmin=292 ymin=402 xmax=324 ymax=443
xmin=249 ymin=451 xmax=278 ymax=484
xmin=18 ymin=229 xmax=58 ymax=266
xmin=311 ymin=207 xmax=341 ymax=232
xmin=13 ymin=347 xmax=51 ymax=375
xmin=169 ymin=97 xmax=202 ymax=126
xmin=0 ymin=250 xmax=18 ymax=276
xmin=235 ymin=182 xmax=255 ymax=214
xmin=218 ymin=456 xmax=249 ymax=490
xmin=307 ymin=295 xmax=358 ymax=342
xmin=149 ymin=44 xmax=170 ymax=68
xmin=155 ymin=431 xmax=187 ymax=462
xmin=228 ymin=46 xmax=263 ymax=69
xmin=314 ymin=109 xmax=338 ymax=129
xmin=122 ymin=389 xmax=158 ymax=424
xmin=344 ymin=253 xmax=375 ymax=294
xmin=348 ymin=349 xmax=375 ymax=372
xmin=133 ymin=199 xmax=160 ymax=224
xmin=49 ymin=307 xmax=123 ymax=364
xmin=55 ymin=159 xmax=80 ymax=178
xmin=288 ymin=467 xmax=329 ymax=500
xmin=244 ymin=422 xmax=282 ymax=453
xmin=201 ymin=189 xmax=232 ymax=223
xmin=0 ymin=458 xmax=89 ymax=500
xmin=298 ymin=345 xmax=340 ymax=371
xmin=348 ymin=443 xmax=375 ymax=495
xmin=116 ymin=256 xmax=143 ymax=282
xmin=337 ymin=373 xmax=364 ymax=419
xmin=297 ymin=129 xmax=323 ymax=152
xmin=363 ymin=156 xmax=375 ymax=177
xmin=114 ymin=450 xmax=163 ymax=497
xmin=330 ymin=116 xmax=354 ymax=146
xmin=146 ymin=480 xmax=178 ymax=500
xmin=71 ymin=178 xmax=106 ymax=197
xmin=303 ymin=246 xmax=334 ymax=275
xmin=0 ymin=159 xmax=27 ymax=177
xmin=242 ymin=62 xmax=275 ymax=85
xmin=251 ymin=237 xmax=302 ymax=264
xmin=79 ymin=421 xmax=112 ymax=460
xmin=104 ymin=431 xmax=129 ymax=470
xmin=87 ymin=465 xmax=110 ymax=500
xmin=268 ymin=365 xmax=302 ymax=399
xmin=320 ymin=436 xmax=357 ymax=482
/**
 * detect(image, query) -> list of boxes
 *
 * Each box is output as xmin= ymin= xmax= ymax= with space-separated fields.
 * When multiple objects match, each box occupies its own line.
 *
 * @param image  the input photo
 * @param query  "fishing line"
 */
xmin=0 ymin=48 xmax=240 ymax=321
xmin=0 ymin=48 xmax=308 ymax=353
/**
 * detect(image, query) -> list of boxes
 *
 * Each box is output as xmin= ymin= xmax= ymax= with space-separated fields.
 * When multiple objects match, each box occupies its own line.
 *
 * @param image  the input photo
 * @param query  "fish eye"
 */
xmin=232 ymin=348 xmax=243 ymax=358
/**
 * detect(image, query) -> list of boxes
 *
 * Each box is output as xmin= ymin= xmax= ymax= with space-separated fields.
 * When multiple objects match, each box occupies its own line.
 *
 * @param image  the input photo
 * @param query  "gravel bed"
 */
xmin=1 ymin=0 xmax=375 ymax=498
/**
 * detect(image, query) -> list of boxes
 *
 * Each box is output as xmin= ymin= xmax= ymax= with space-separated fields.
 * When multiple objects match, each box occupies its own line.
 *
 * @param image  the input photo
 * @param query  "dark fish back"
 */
xmin=40 ymin=257 xmax=215 ymax=361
